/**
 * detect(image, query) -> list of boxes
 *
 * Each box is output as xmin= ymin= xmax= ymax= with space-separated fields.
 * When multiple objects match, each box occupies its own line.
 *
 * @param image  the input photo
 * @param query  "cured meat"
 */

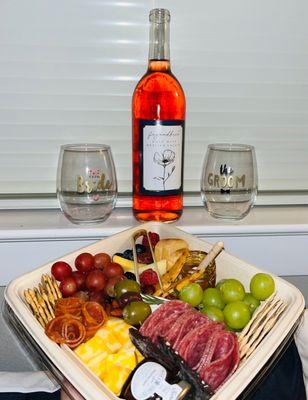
xmin=165 ymin=310 xmax=207 ymax=348
xmin=45 ymin=314 xmax=86 ymax=348
xmin=46 ymin=300 xmax=108 ymax=346
xmin=81 ymin=301 xmax=107 ymax=327
xmin=150 ymin=310 xmax=184 ymax=342
xmin=55 ymin=297 xmax=84 ymax=318
xmin=197 ymin=330 xmax=239 ymax=390
xmin=129 ymin=329 xmax=214 ymax=400
xmin=177 ymin=321 xmax=224 ymax=369
xmin=81 ymin=301 xmax=107 ymax=340
xmin=139 ymin=299 xmax=240 ymax=392
xmin=140 ymin=300 xmax=191 ymax=339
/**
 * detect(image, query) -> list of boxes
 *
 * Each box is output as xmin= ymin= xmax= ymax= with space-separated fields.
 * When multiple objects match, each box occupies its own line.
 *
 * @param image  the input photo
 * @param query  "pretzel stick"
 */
xmin=154 ymin=249 xmax=189 ymax=296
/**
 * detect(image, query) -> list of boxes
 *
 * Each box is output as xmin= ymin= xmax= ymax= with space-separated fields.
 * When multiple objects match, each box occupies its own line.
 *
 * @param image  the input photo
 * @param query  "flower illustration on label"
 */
xmin=153 ymin=149 xmax=176 ymax=190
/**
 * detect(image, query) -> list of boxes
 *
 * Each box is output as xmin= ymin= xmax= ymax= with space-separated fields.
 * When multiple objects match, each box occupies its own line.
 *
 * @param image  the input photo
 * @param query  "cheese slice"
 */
xmin=112 ymin=256 xmax=167 ymax=276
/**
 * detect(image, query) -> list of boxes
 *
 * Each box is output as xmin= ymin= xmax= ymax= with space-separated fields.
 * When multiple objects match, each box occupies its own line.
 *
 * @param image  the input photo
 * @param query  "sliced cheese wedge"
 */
xmin=112 ymin=256 xmax=167 ymax=275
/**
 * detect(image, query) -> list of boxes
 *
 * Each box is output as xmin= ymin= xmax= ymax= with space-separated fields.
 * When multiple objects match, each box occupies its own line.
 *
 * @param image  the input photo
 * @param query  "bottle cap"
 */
xmin=149 ymin=8 xmax=170 ymax=23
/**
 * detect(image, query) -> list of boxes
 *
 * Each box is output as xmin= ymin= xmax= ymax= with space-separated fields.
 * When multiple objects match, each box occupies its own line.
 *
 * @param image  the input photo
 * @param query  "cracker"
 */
xmin=240 ymin=300 xmax=286 ymax=361
xmin=24 ymin=289 xmax=46 ymax=327
xmin=42 ymin=274 xmax=57 ymax=305
xmin=42 ymin=278 xmax=55 ymax=307
xmin=238 ymin=292 xmax=277 ymax=343
xmin=38 ymin=283 xmax=55 ymax=317
xmin=51 ymin=275 xmax=62 ymax=300
xmin=42 ymin=278 xmax=56 ymax=309
xmin=23 ymin=273 xmax=63 ymax=327
xmin=28 ymin=288 xmax=49 ymax=326
xmin=238 ymin=293 xmax=286 ymax=362
xmin=34 ymin=287 xmax=53 ymax=322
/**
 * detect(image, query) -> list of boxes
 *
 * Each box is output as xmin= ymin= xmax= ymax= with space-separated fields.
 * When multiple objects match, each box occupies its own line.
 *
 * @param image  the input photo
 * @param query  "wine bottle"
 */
xmin=120 ymin=359 xmax=191 ymax=400
xmin=132 ymin=8 xmax=186 ymax=222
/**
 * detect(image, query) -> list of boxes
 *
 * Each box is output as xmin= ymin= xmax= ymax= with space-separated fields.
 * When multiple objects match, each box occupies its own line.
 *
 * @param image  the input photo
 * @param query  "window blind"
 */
xmin=0 ymin=0 xmax=307 ymax=203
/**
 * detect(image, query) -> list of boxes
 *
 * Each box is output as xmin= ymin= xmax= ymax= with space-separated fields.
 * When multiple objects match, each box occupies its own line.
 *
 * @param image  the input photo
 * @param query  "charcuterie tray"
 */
xmin=4 ymin=222 xmax=305 ymax=400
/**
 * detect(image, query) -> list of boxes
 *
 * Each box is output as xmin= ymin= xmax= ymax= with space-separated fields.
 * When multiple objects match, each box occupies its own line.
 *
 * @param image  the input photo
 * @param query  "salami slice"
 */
xmin=178 ymin=321 xmax=224 ymax=369
xmin=164 ymin=310 xmax=196 ymax=345
xmin=140 ymin=299 xmax=240 ymax=392
xmin=149 ymin=311 xmax=185 ymax=343
xmin=197 ymin=330 xmax=239 ymax=390
xmin=140 ymin=300 xmax=191 ymax=338
xmin=166 ymin=310 xmax=208 ymax=349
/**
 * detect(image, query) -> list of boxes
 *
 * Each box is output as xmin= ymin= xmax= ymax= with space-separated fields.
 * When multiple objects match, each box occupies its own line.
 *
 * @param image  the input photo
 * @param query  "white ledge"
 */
xmin=0 ymin=206 xmax=307 ymax=241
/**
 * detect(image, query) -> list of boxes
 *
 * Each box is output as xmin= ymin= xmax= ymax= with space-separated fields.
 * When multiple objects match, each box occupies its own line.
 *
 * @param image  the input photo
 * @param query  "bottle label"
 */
xmin=131 ymin=361 xmax=183 ymax=400
xmin=139 ymin=120 xmax=184 ymax=196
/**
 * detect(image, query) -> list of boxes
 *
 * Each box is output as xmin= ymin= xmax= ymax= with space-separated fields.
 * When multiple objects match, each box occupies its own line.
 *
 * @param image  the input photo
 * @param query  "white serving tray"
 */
xmin=4 ymin=222 xmax=305 ymax=400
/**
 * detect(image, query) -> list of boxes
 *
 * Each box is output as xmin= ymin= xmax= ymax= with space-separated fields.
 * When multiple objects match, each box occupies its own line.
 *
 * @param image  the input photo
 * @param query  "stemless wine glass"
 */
xmin=201 ymin=143 xmax=258 ymax=220
xmin=57 ymin=144 xmax=117 ymax=224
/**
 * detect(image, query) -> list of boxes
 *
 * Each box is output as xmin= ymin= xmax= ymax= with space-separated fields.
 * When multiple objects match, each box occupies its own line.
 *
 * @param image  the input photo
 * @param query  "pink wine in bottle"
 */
xmin=132 ymin=8 xmax=186 ymax=222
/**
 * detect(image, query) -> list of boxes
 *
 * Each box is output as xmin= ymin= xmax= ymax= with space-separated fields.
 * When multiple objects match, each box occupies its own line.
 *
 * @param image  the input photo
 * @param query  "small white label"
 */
xmin=131 ymin=362 xmax=183 ymax=400
xmin=143 ymin=123 xmax=182 ymax=192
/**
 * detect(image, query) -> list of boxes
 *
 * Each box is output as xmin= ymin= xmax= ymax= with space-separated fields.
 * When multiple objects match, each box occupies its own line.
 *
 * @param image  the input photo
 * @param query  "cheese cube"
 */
xmin=108 ymin=348 xmax=138 ymax=371
xmin=94 ymin=327 xmax=122 ymax=353
xmin=86 ymin=351 xmax=108 ymax=376
xmin=74 ymin=336 xmax=109 ymax=364
xmin=103 ymin=318 xmax=132 ymax=346
xmin=74 ymin=317 xmax=143 ymax=396
xmin=100 ymin=358 xmax=132 ymax=396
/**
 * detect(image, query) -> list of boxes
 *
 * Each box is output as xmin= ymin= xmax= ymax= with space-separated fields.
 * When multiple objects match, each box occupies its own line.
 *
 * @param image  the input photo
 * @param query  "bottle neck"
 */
xmin=148 ymin=18 xmax=170 ymax=64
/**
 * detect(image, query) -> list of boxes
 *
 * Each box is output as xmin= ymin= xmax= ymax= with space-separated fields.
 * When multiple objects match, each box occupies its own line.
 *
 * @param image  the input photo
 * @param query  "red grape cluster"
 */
xmin=50 ymin=232 xmax=161 ymax=309
xmin=51 ymin=252 xmax=125 ymax=303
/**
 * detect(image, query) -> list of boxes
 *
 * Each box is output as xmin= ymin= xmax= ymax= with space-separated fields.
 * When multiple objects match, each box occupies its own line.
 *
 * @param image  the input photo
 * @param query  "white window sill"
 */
xmin=0 ymin=205 xmax=307 ymax=242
